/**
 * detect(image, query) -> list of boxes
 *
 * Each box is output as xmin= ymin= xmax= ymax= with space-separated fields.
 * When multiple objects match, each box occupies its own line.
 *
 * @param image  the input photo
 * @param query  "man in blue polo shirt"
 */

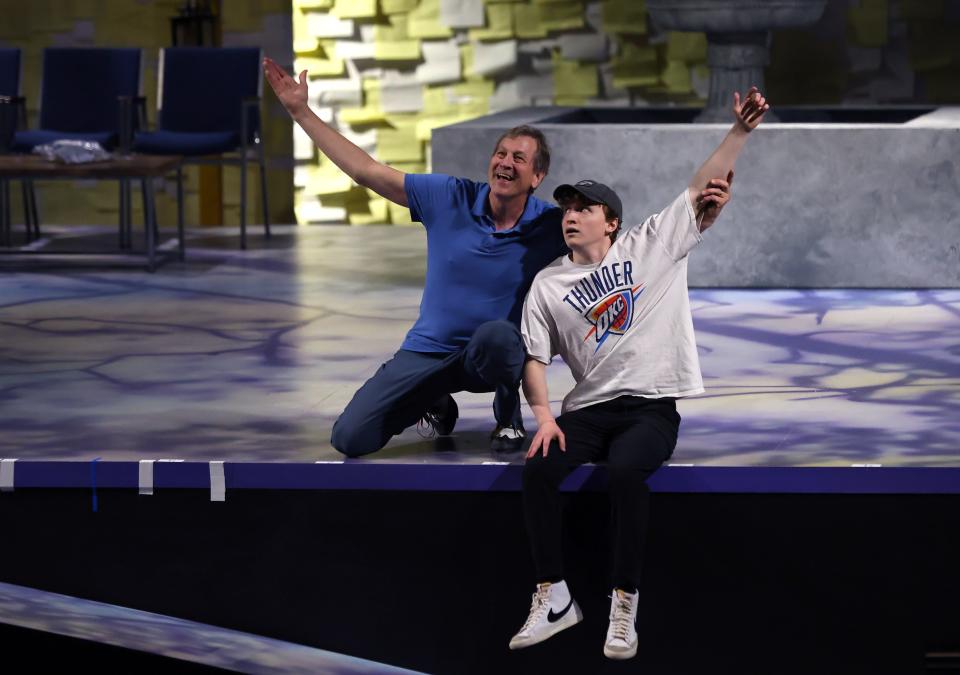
xmin=264 ymin=57 xmax=566 ymax=456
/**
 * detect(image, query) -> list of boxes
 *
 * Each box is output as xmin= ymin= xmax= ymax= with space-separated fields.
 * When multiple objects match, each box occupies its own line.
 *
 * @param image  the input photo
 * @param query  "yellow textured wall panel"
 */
xmin=408 ymin=0 xmax=455 ymax=39
xmin=374 ymin=40 xmax=421 ymax=60
xmin=289 ymin=0 xmax=958 ymax=225
xmin=468 ymin=5 xmax=513 ymax=40
xmin=331 ymin=0 xmax=376 ymax=19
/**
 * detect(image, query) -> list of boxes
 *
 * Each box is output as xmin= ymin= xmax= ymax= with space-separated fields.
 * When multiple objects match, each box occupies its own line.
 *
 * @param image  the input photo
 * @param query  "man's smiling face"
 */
xmin=488 ymin=135 xmax=544 ymax=200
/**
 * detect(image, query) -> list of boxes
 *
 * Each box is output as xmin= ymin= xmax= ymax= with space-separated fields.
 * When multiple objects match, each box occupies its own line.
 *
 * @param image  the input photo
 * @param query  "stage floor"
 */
xmin=1 ymin=225 xmax=959 ymax=491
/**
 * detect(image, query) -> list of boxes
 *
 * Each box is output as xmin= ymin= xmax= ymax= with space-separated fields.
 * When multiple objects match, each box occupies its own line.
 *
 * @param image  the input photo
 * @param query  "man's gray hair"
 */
xmin=491 ymin=125 xmax=551 ymax=176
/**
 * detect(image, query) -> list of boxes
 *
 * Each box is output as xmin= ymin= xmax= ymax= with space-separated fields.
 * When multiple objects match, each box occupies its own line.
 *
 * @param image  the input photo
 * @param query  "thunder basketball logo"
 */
xmin=583 ymin=284 xmax=645 ymax=351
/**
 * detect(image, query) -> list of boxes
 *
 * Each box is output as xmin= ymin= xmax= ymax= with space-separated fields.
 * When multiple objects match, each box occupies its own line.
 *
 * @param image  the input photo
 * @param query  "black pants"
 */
xmin=522 ymin=396 xmax=680 ymax=592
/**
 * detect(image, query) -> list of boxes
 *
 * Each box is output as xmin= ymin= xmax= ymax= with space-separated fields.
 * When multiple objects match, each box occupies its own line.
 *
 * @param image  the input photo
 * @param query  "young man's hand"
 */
xmin=687 ymin=89 xmax=763 ymax=218
xmin=696 ymin=170 xmax=733 ymax=232
xmin=733 ymin=87 xmax=769 ymax=132
xmin=263 ymin=56 xmax=309 ymax=119
xmin=526 ymin=419 xmax=566 ymax=459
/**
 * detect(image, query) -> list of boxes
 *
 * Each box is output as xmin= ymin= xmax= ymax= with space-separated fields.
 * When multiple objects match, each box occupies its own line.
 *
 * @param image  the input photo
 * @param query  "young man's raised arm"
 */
xmin=263 ymin=57 xmax=408 ymax=207
xmin=522 ymin=358 xmax=566 ymax=458
xmin=687 ymin=87 xmax=769 ymax=231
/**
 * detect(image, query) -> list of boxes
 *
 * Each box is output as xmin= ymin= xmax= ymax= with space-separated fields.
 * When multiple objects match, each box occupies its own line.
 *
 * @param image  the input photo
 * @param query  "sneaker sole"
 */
xmin=509 ymin=601 xmax=583 ymax=650
xmin=491 ymin=441 xmax=525 ymax=453
xmin=603 ymin=642 xmax=638 ymax=660
xmin=490 ymin=435 xmax=526 ymax=453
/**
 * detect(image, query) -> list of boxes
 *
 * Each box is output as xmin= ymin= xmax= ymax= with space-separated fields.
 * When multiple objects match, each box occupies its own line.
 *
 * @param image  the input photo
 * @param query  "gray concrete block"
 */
xmin=433 ymin=108 xmax=960 ymax=287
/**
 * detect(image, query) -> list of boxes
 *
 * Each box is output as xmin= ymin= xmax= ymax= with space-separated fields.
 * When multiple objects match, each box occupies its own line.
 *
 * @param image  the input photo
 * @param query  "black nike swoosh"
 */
xmin=547 ymin=598 xmax=573 ymax=623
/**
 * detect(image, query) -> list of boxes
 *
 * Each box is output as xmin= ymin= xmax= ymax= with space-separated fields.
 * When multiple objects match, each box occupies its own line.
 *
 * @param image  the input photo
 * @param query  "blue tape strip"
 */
xmin=90 ymin=457 xmax=101 ymax=512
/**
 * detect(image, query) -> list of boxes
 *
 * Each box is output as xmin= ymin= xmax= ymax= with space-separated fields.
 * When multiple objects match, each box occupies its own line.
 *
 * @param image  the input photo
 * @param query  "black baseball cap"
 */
xmin=553 ymin=179 xmax=623 ymax=222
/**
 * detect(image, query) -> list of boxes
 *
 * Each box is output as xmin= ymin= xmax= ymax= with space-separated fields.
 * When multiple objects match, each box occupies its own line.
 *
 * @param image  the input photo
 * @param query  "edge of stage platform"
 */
xmin=1 ymin=460 xmax=959 ymax=495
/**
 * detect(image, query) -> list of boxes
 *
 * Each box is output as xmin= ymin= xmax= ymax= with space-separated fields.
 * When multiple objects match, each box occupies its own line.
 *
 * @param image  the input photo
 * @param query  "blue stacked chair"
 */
xmin=13 ymin=48 xmax=142 ymax=152
xmin=0 ymin=47 xmax=25 ymax=134
xmin=0 ymin=47 xmax=38 ymax=242
xmin=134 ymin=47 xmax=269 ymax=249
xmin=9 ymin=48 xmax=141 ymax=248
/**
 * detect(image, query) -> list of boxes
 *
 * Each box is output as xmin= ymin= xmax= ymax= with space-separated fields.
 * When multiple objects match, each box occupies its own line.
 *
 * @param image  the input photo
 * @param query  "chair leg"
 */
xmin=140 ymin=179 xmax=159 ymax=244
xmin=118 ymin=179 xmax=127 ymax=249
xmin=26 ymin=180 xmax=39 ymax=240
xmin=125 ymin=179 xmax=133 ymax=247
xmin=141 ymin=178 xmax=149 ymax=249
xmin=1 ymin=179 xmax=9 ymax=247
xmin=144 ymin=177 xmax=157 ymax=273
xmin=153 ymin=182 xmax=160 ymax=243
xmin=240 ymin=153 xmax=248 ymax=250
xmin=258 ymin=144 xmax=270 ymax=238
xmin=31 ymin=182 xmax=39 ymax=239
xmin=20 ymin=180 xmax=33 ymax=242
xmin=176 ymin=166 xmax=185 ymax=261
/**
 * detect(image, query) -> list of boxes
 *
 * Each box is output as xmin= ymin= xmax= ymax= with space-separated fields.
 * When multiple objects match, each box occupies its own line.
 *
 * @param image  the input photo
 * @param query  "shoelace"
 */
xmin=417 ymin=413 xmax=440 ymax=439
xmin=518 ymin=587 xmax=551 ymax=633
xmin=609 ymin=596 xmax=634 ymax=642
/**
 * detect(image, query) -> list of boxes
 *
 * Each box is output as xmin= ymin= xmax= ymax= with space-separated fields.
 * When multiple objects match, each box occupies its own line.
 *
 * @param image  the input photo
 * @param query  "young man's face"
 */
xmin=488 ymin=135 xmax=544 ymax=200
xmin=560 ymin=194 xmax=618 ymax=250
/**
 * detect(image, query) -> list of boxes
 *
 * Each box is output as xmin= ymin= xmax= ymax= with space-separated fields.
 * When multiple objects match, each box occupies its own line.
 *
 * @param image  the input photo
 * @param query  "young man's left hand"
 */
xmin=734 ymin=86 xmax=769 ymax=132
xmin=696 ymin=170 xmax=733 ymax=232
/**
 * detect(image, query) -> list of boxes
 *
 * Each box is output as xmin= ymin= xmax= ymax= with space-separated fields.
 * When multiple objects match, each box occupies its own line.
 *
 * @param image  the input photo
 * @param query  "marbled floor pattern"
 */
xmin=1 ymin=225 xmax=958 ymax=467
xmin=0 ymin=581 xmax=422 ymax=674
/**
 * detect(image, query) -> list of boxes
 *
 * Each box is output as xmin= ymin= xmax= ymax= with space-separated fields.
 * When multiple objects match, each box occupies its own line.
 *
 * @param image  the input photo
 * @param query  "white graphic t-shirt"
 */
xmin=521 ymin=190 xmax=705 ymax=415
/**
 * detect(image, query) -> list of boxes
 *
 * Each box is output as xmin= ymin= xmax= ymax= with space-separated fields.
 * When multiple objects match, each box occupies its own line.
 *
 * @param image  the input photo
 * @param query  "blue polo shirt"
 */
xmin=403 ymin=173 xmax=565 ymax=353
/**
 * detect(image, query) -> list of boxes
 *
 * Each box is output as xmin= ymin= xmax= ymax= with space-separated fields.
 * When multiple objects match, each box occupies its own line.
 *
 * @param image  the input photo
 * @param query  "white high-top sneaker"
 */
xmin=509 ymin=580 xmax=583 ymax=650
xmin=604 ymin=588 xmax=639 ymax=659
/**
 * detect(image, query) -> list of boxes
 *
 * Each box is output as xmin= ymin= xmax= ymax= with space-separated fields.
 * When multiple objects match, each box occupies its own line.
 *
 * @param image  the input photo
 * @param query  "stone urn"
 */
xmin=646 ymin=0 xmax=827 ymax=122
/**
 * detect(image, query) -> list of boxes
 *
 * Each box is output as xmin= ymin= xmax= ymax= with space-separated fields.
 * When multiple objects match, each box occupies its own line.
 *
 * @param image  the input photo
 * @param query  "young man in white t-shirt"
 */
xmin=509 ymin=88 xmax=769 ymax=659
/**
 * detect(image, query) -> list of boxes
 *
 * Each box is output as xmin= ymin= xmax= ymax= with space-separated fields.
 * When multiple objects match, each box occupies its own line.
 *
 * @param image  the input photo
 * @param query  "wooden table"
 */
xmin=0 ymin=154 xmax=183 ymax=271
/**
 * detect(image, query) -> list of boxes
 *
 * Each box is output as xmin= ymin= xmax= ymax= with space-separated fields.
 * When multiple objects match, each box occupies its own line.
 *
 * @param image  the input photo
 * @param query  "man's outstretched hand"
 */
xmin=263 ymin=56 xmax=308 ymax=118
xmin=734 ymin=87 xmax=768 ymax=132
xmin=696 ymin=170 xmax=733 ymax=232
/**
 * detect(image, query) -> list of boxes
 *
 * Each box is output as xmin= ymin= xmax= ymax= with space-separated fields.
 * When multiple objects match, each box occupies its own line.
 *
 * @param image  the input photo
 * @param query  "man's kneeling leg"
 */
xmin=330 ymin=350 xmax=450 ymax=457
xmin=462 ymin=320 xmax=527 ymax=448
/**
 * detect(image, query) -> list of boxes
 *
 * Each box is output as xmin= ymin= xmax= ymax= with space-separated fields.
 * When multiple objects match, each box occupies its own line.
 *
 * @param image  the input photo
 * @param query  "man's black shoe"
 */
xmin=418 ymin=394 xmax=458 ymax=437
xmin=490 ymin=424 xmax=526 ymax=452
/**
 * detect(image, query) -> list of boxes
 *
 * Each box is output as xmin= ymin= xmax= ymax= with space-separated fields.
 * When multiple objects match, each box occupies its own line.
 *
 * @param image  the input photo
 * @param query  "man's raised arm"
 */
xmin=263 ymin=57 xmax=408 ymax=207
xmin=687 ymin=87 xmax=769 ymax=231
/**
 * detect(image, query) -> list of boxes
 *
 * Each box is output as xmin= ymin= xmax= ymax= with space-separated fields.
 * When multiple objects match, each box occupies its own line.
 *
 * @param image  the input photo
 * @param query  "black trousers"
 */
xmin=522 ymin=396 xmax=680 ymax=592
